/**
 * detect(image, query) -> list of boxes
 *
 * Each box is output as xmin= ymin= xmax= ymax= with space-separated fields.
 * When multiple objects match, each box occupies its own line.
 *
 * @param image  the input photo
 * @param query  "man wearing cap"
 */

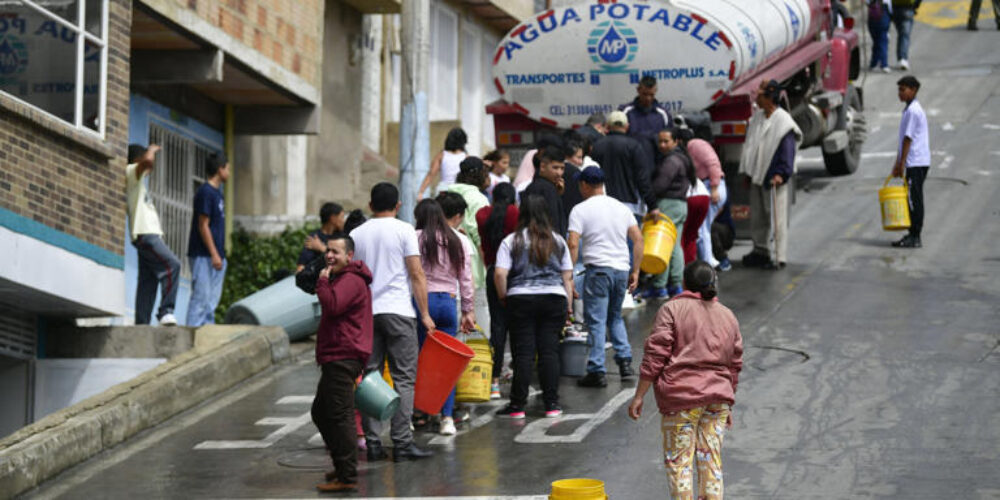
xmin=739 ymin=79 xmax=802 ymax=270
xmin=620 ymin=75 xmax=673 ymax=159
xmin=568 ymin=166 xmax=644 ymax=387
xmin=589 ymin=111 xmax=658 ymax=220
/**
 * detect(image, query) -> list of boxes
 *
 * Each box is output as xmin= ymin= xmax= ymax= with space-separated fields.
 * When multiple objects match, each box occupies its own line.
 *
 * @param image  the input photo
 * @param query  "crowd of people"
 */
xmin=300 ymin=76 xmax=753 ymax=495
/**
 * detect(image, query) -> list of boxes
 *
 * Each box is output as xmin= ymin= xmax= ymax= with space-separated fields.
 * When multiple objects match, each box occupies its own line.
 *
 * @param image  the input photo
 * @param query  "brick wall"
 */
xmin=177 ymin=0 xmax=324 ymax=88
xmin=0 ymin=0 xmax=132 ymax=256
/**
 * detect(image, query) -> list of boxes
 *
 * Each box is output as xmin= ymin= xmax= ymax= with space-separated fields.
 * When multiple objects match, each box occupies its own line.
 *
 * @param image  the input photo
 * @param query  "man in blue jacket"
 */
xmin=620 ymin=75 xmax=673 ymax=160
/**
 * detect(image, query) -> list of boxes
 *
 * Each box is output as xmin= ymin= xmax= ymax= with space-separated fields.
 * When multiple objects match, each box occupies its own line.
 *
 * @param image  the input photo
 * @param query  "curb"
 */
xmin=0 ymin=325 xmax=290 ymax=499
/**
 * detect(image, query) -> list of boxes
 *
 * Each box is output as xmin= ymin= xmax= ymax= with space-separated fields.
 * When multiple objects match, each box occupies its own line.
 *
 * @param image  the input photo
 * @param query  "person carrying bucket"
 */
xmin=739 ymin=79 xmax=802 ymax=271
xmin=412 ymin=198 xmax=475 ymax=436
xmin=890 ymin=75 xmax=930 ymax=249
xmin=640 ymin=127 xmax=696 ymax=299
xmin=567 ymin=166 xmax=644 ymax=388
xmin=311 ymin=234 xmax=373 ymax=493
xmin=628 ymin=261 xmax=743 ymax=500
xmin=494 ymin=195 xmax=575 ymax=419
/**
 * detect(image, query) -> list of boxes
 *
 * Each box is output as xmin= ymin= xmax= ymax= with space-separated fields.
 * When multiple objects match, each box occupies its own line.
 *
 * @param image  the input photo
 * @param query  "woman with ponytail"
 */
xmin=413 ymin=199 xmax=475 ymax=436
xmin=628 ymin=260 xmax=743 ymax=500
xmin=493 ymin=195 xmax=574 ymax=419
xmin=475 ymin=182 xmax=519 ymax=399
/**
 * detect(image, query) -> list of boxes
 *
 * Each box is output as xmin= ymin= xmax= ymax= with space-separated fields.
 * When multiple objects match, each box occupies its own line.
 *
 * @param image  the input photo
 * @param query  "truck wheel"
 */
xmin=823 ymin=85 xmax=866 ymax=176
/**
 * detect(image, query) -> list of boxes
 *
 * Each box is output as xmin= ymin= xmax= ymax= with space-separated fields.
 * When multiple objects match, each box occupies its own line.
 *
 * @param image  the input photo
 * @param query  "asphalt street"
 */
xmin=23 ymin=11 xmax=1000 ymax=500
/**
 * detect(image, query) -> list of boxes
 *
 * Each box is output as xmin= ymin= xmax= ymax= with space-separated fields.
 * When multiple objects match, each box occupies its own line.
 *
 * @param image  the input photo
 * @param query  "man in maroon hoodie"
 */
xmin=311 ymin=234 xmax=373 ymax=493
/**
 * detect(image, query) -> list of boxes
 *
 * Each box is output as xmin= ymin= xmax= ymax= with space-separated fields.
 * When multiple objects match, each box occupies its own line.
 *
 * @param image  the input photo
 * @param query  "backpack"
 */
xmin=295 ymin=254 xmax=326 ymax=295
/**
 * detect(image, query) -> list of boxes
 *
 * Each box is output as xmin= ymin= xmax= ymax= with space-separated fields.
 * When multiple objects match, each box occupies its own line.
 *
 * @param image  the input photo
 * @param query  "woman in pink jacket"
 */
xmin=628 ymin=260 xmax=743 ymax=500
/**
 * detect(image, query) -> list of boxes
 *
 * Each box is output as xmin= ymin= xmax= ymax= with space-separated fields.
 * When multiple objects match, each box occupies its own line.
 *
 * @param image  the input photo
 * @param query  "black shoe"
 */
xmin=741 ymin=252 xmax=770 ymax=268
xmin=366 ymin=442 xmax=388 ymax=461
xmin=892 ymin=235 xmax=922 ymax=248
xmin=968 ymin=21 xmax=978 ymax=30
xmin=617 ymin=360 xmax=635 ymax=379
xmin=577 ymin=372 xmax=608 ymax=388
xmin=393 ymin=442 xmax=433 ymax=462
xmin=495 ymin=404 xmax=526 ymax=419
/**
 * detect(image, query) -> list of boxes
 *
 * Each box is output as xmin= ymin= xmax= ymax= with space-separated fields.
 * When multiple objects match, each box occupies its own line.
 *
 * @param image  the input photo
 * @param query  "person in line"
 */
xmin=620 ymin=75 xmax=673 ymax=161
xmin=589 ymin=111 xmax=657 ymax=221
xmin=349 ymin=183 xmax=434 ymax=462
xmin=561 ymin=135 xmax=585 ymax=224
xmin=494 ymin=195 xmax=574 ymax=419
xmin=968 ymin=0 xmax=1000 ymax=29
xmin=687 ymin=135 xmax=730 ymax=271
xmin=418 ymin=127 xmax=467 ymax=198
xmin=890 ymin=75 xmax=931 ymax=248
xmin=311 ymin=235 xmax=372 ymax=493
xmin=683 ymin=170 xmax=711 ymax=266
xmin=644 ymin=127 xmax=695 ymax=299
xmin=513 ymin=133 xmax=566 ymax=194
xmin=739 ymin=80 xmax=802 ymax=270
xmin=297 ymin=202 xmax=346 ymax=273
xmin=186 ymin=152 xmax=230 ymax=327
xmin=413 ymin=199 xmax=475 ymax=435
xmin=475 ymin=183 xmax=519 ymax=399
xmin=445 ymin=158 xmax=491 ymax=334
xmin=577 ymin=112 xmax=606 ymax=145
xmin=343 ymin=209 xmax=366 ymax=235
xmin=522 ymin=148 xmax=569 ymax=237
xmin=891 ymin=0 xmax=920 ymax=70
xmin=126 ymin=144 xmax=181 ymax=326
xmin=484 ymin=149 xmax=511 ymax=199
xmin=568 ymin=167 xmax=643 ymax=388
xmin=628 ymin=261 xmax=743 ymax=500
xmin=868 ymin=0 xmax=893 ymax=72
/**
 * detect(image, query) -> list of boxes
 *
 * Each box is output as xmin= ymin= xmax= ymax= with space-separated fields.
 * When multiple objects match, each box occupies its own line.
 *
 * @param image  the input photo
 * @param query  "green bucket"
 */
xmin=355 ymin=370 xmax=401 ymax=421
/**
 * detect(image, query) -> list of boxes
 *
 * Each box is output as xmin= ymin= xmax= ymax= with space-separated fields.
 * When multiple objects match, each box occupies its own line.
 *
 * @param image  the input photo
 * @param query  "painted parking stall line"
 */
xmin=515 ymin=389 xmax=632 ymax=444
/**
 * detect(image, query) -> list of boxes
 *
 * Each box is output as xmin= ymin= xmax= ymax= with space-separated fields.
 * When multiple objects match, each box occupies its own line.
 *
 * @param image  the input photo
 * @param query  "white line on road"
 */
xmin=195 ymin=411 xmax=313 ymax=449
xmin=984 ymin=124 xmax=1000 ymax=130
xmin=797 ymin=150 xmax=950 ymax=163
xmin=514 ymin=390 xmax=632 ymax=444
xmin=242 ymin=497 xmax=548 ymax=500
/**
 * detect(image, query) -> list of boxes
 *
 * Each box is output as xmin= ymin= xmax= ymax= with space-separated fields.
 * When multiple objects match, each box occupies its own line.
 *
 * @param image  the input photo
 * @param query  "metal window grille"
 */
xmin=0 ymin=306 xmax=36 ymax=360
xmin=147 ymin=123 xmax=214 ymax=279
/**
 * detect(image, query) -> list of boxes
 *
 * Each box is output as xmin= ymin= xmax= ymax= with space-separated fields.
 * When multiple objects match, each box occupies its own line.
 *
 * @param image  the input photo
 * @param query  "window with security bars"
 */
xmin=0 ymin=306 xmax=35 ymax=360
xmin=147 ymin=123 xmax=215 ymax=279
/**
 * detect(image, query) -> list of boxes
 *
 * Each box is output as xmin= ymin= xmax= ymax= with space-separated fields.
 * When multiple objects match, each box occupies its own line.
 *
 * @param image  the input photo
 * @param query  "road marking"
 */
xmin=797 ymin=150 xmax=950 ymax=163
xmin=915 ymin=1 xmax=986 ymax=29
xmin=939 ymin=155 xmax=955 ymax=169
xmin=984 ymin=124 xmax=1000 ymax=130
xmin=195 ymin=396 xmax=315 ymax=449
xmin=245 ymin=497 xmax=548 ymax=500
xmin=428 ymin=388 xmax=541 ymax=445
xmin=514 ymin=390 xmax=632 ymax=444
xmin=942 ymin=122 xmax=954 ymax=131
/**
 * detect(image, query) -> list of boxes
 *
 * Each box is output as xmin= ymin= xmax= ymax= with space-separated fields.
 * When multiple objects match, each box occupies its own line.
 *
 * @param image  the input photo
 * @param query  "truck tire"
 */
xmin=823 ymin=85 xmax=865 ymax=176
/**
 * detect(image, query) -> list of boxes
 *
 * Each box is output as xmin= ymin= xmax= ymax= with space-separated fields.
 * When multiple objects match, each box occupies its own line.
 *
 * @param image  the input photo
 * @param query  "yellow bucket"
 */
xmin=455 ymin=332 xmax=493 ymax=403
xmin=550 ymin=478 xmax=608 ymax=500
xmin=640 ymin=213 xmax=677 ymax=275
xmin=878 ymin=175 xmax=910 ymax=231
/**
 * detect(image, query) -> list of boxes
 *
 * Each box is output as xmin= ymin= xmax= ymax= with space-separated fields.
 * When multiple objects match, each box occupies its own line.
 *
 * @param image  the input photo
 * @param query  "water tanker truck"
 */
xmin=488 ymin=0 xmax=866 ymax=221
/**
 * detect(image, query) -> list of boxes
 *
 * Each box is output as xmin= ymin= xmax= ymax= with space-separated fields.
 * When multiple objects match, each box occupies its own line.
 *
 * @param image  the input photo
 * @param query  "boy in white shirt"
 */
xmin=891 ymin=75 xmax=930 ymax=248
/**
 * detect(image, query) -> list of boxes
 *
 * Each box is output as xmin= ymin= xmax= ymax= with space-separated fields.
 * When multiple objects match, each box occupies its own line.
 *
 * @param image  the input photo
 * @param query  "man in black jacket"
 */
xmin=589 ymin=111 xmax=657 ymax=219
xmin=523 ymin=148 xmax=568 ymax=236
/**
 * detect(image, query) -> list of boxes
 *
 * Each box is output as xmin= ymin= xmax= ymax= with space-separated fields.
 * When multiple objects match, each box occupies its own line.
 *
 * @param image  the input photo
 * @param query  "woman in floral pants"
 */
xmin=629 ymin=261 xmax=743 ymax=499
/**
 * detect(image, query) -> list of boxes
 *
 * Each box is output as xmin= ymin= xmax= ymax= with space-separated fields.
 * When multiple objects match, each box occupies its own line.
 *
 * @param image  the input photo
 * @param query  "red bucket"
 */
xmin=414 ymin=330 xmax=475 ymax=414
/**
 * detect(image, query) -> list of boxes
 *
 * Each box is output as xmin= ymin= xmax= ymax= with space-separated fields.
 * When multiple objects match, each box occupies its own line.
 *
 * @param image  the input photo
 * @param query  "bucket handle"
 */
xmin=642 ymin=212 xmax=673 ymax=224
xmin=460 ymin=327 xmax=494 ymax=354
xmin=883 ymin=173 xmax=909 ymax=191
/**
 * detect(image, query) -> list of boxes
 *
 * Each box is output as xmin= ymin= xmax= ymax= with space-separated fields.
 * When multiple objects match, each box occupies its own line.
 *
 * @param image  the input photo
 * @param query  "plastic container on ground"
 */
xmin=223 ymin=275 xmax=319 ymax=341
xmin=560 ymin=333 xmax=589 ymax=378
xmin=549 ymin=478 xmax=608 ymax=500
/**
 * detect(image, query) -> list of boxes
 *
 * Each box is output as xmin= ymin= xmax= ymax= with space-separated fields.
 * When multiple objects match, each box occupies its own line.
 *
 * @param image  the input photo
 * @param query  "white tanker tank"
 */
xmin=491 ymin=0 xmax=825 ymax=127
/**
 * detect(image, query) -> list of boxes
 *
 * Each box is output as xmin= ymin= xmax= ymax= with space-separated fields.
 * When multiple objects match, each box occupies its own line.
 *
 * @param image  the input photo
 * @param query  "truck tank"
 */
xmin=491 ymin=0 xmax=827 ymax=127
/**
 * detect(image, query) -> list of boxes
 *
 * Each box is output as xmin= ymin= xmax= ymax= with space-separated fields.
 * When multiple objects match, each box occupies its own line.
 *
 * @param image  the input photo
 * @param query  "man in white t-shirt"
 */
xmin=126 ymin=144 xmax=180 ymax=326
xmin=567 ymin=166 xmax=644 ymax=388
xmin=349 ymin=183 xmax=434 ymax=462
xmin=891 ymin=75 xmax=930 ymax=248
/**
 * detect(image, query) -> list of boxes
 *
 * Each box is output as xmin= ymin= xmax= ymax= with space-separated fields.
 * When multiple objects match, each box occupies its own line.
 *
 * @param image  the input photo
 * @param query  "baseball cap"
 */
xmin=606 ymin=110 xmax=628 ymax=127
xmin=578 ymin=166 xmax=605 ymax=185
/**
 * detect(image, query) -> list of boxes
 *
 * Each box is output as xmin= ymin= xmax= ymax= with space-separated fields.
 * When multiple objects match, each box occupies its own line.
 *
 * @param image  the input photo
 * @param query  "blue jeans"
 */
xmin=892 ymin=7 xmax=915 ymax=62
xmin=415 ymin=292 xmax=458 ymax=417
xmin=583 ymin=267 xmax=632 ymax=374
xmin=868 ymin=12 xmax=891 ymax=69
xmin=186 ymin=256 xmax=227 ymax=327
xmin=697 ymin=180 xmax=728 ymax=268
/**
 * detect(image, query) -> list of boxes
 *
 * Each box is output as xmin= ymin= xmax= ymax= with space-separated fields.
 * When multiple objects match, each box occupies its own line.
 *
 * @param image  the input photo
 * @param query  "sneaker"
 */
xmin=604 ymin=342 xmax=613 ymax=350
xmin=742 ymin=251 xmax=770 ymax=268
xmin=899 ymin=59 xmax=910 ymax=70
xmin=439 ymin=417 xmax=456 ymax=435
xmin=577 ymin=371 xmax=608 ymax=388
xmin=490 ymin=382 xmax=501 ymax=400
xmin=716 ymin=258 xmax=732 ymax=272
xmin=158 ymin=313 xmax=177 ymax=326
xmin=892 ymin=235 xmax=922 ymax=248
xmin=544 ymin=403 xmax=563 ymax=418
xmin=496 ymin=404 xmax=526 ymax=419
xmin=881 ymin=66 xmax=892 ymax=73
